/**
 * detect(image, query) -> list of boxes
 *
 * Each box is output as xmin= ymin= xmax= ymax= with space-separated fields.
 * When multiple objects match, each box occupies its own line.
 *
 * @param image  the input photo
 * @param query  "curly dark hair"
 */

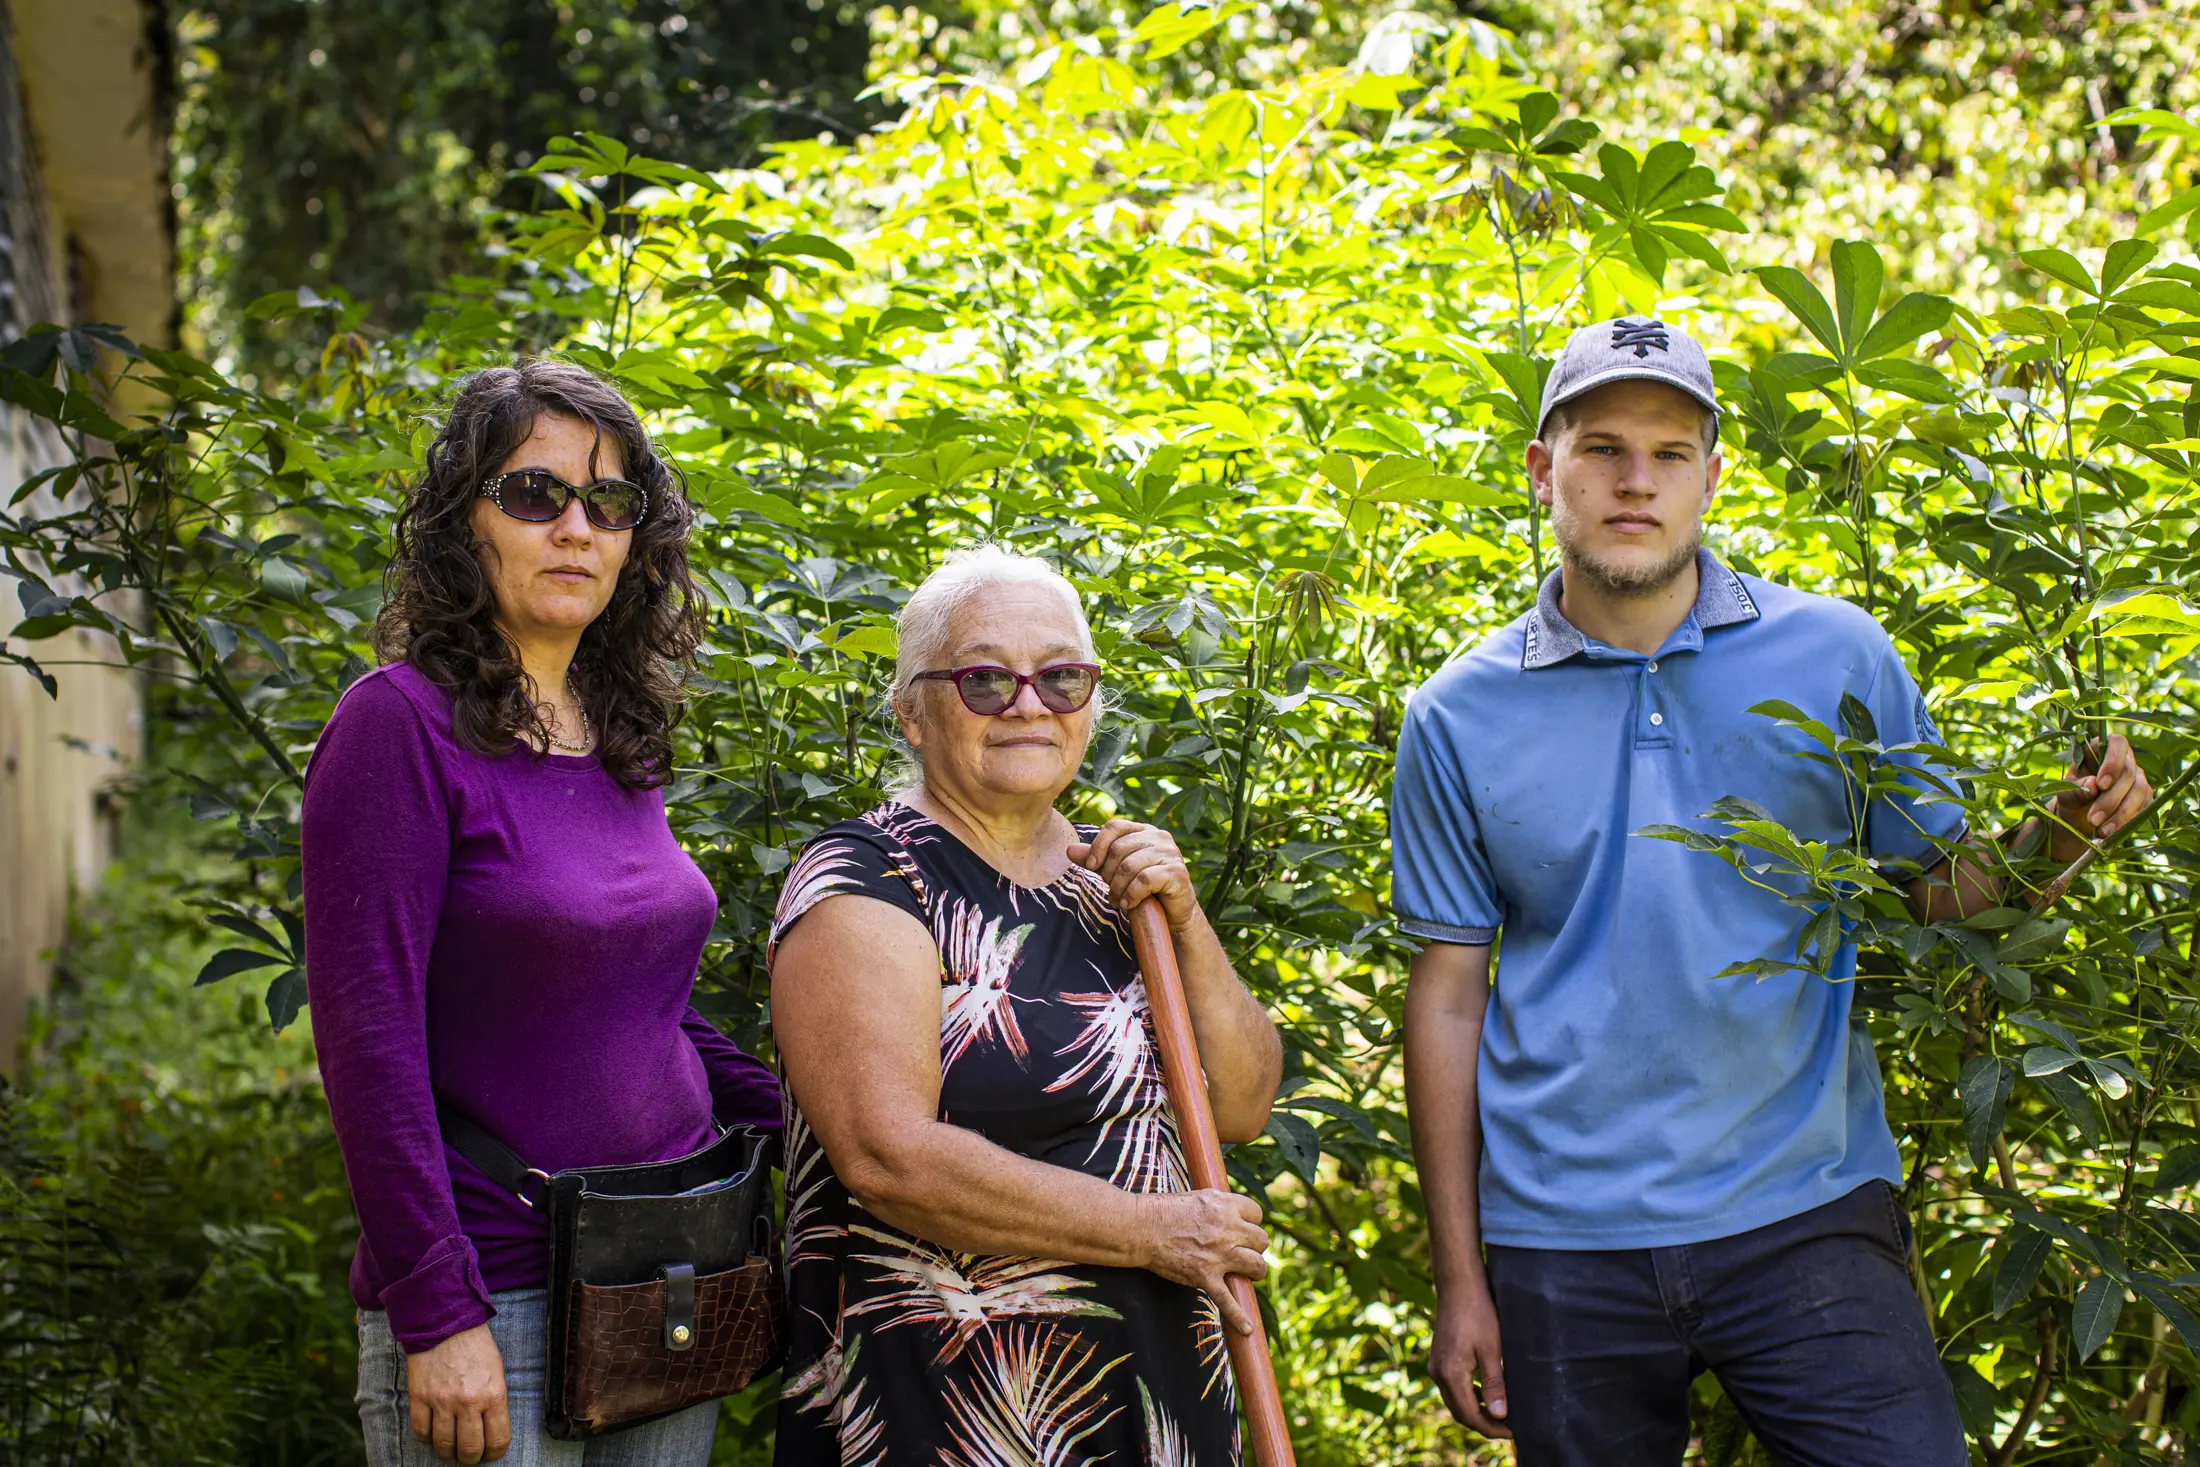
xmin=372 ymin=361 xmax=704 ymax=789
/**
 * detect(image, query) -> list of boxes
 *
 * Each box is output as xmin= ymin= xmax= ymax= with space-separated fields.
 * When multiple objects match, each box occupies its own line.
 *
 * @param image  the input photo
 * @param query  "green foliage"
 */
xmin=0 ymin=810 xmax=359 ymax=1465
xmin=11 ymin=6 xmax=2200 ymax=1462
xmin=171 ymin=0 xmax=877 ymax=375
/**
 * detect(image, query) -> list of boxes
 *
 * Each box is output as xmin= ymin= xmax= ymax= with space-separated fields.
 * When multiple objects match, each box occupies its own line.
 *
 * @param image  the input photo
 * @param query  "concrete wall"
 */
xmin=0 ymin=0 xmax=170 ymax=1065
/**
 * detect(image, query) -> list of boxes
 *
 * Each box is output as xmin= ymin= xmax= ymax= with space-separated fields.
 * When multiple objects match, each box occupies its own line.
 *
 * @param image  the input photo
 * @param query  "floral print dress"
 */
xmin=768 ymin=800 xmax=1240 ymax=1467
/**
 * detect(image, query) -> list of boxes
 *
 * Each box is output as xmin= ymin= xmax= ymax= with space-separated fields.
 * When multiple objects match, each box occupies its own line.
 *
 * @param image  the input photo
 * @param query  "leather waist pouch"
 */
xmin=438 ymin=1108 xmax=786 ymax=1439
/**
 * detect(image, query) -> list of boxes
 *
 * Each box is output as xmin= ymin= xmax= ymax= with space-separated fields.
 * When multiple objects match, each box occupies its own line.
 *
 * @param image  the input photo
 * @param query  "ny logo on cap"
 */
xmin=1611 ymin=319 xmax=1670 ymax=358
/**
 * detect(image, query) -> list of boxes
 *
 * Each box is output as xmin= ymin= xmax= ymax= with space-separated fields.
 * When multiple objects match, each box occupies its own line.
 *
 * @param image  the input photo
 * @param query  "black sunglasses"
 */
xmin=479 ymin=468 xmax=649 ymax=532
xmin=913 ymin=662 xmax=1103 ymax=716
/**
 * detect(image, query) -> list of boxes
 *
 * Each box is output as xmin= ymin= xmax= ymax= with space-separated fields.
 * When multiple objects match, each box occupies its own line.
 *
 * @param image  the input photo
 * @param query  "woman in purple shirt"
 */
xmin=303 ymin=362 xmax=778 ymax=1467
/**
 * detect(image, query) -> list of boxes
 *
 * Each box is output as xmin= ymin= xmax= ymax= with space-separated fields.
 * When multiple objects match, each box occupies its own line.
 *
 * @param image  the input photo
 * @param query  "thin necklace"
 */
xmin=546 ymin=703 xmax=593 ymax=753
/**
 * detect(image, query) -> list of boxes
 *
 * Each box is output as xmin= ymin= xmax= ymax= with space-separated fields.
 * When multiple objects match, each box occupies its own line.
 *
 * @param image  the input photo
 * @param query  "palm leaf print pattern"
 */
xmin=783 ymin=1105 xmax=846 ymax=1268
xmin=862 ymin=799 xmax=943 ymax=856
xmin=769 ymin=803 xmax=1244 ymax=1467
xmin=1192 ymin=1293 xmax=1235 ymax=1406
xmin=783 ymin=1315 xmax=888 ymax=1467
xmin=1009 ymin=861 xmax=1124 ymax=950
xmin=937 ymin=897 xmax=1036 ymax=1066
xmin=769 ymin=840 xmax=867 ymax=962
xmin=1139 ymin=1381 xmax=1196 ymax=1467
xmin=1044 ymin=972 xmax=1187 ymax=1192
xmin=936 ymin=1327 xmax=1127 ymax=1467
xmin=845 ymin=1226 xmax=1123 ymax=1366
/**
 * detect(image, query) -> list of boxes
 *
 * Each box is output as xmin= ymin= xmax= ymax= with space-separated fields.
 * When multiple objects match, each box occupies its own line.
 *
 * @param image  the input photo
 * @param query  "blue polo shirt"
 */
xmin=1391 ymin=551 xmax=1965 ymax=1249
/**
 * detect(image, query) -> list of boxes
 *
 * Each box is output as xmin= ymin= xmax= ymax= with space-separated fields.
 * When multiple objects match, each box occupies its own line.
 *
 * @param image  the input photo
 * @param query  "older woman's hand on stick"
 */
xmin=1139 ymin=1188 xmax=1272 ymax=1337
xmin=1070 ymin=817 xmax=1282 ymax=1142
xmin=1069 ymin=819 xmax=1203 ymax=933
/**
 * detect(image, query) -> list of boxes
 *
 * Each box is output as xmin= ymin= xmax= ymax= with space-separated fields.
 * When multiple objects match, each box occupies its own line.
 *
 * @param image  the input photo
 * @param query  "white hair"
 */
xmin=892 ymin=544 xmax=1095 ymax=704
xmin=887 ymin=544 xmax=1099 ymax=792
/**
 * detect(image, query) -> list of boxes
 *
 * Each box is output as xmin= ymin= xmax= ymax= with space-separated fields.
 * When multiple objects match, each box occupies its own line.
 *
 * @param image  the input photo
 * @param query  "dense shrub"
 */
xmin=0 ymin=811 xmax=358 ymax=1465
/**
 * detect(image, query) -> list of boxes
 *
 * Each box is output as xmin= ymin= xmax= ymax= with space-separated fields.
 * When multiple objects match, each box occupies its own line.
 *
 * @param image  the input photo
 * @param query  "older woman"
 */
xmin=303 ymin=362 xmax=779 ymax=1467
xmin=769 ymin=545 xmax=1283 ymax=1465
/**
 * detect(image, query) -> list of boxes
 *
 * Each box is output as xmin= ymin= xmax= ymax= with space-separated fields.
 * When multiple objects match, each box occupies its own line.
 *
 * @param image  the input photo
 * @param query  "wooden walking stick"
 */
xmin=1129 ymin=899 xmax=1298 ymax=1467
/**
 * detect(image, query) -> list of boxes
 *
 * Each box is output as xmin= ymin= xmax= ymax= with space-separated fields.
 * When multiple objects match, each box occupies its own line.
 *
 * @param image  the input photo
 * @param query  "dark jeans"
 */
xmin=1484 ymin=1182 xmax=1967 ymax=1467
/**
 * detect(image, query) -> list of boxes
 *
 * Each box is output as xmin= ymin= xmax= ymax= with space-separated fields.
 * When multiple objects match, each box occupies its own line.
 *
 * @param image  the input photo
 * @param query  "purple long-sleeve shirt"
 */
xmin=301 ymin=662 xmax=780 ymax=1353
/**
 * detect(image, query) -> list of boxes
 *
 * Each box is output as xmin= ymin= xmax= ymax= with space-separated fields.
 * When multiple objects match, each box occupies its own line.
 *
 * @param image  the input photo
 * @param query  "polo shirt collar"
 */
xmin=1520 ymin=548 xmax=1760 ymax=671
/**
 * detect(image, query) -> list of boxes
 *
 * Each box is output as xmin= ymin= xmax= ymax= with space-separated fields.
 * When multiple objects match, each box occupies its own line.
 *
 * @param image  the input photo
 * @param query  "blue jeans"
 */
xmin=1484 ymin=1182 xmax=1967 ymax=1467
xmin=357 ymin=1290 xmax=718 ymax=1467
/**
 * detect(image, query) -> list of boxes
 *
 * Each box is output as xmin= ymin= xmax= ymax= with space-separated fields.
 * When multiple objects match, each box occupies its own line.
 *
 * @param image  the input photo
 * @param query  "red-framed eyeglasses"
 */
xmin=912 ymin=662 xmax=1103 ymax=716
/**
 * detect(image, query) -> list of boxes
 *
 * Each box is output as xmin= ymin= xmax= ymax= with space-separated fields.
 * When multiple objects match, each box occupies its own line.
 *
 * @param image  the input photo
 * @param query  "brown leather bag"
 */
xmin=439 ymin=1109 xmax=786 ymax=1439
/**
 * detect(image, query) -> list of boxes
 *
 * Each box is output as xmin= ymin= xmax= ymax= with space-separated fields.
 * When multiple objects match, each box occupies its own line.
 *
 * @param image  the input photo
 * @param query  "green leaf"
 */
xmin=0 ymin=366 xmax=63 ymax=419
xmin=2129 ymin=1276 xmax=2200 ymax=1359
xmin=1480 ymin=351 xmax=1549 ymax=431
xmin=2137 ymin=185 xmax=2200 ymax=237
xmin=2035 ymin=1069 xmax=2103 ymax=1144
xmin=0 ymin=326 xmax=60 ymax=376
xmin=209 ymin=911 xmax=287 ymax=953
xmin=1754 ymin=266 xmax=1843 ymax=359
xmin=1355 ymin=459 xmax=1508 ymax=506
xmin=1988 ymin=964 xmax=2033 ymax=1006
xmin=2008 ymin=1011 xmax=2083 ymax=1052
xmin=1635 ymin=140 xmax=1696 ymax=207
xmin=1838 ymin=691 xmax=1878 ymax=744
xmin=1943 ymin=1360 xmax=1996 ymax=1439
xmin=1339 ymin=1379 xmax=1387 ymax=1415
xmin=1134 ymin=1 xmax=1236 ymax=58
xmin=2104 ymin=107 xmax=2200 ymax=144
xmin=1855 ymin=359 xmax=1956 ymax=404
xmin=754 ymin=233 xmax=856 ymax=270
xmin=2156 ymin=1143 xmax=2200 ymax=1193
xmin=1596 ymin=141 xmax=1640 ymax=205
xmin=1703 ymin=794 xmax=1778 ymax=824
xmin=1959 ymin=1055 xmax=2014 ymax=1170
xmin=8 ymin=613 xmax=79 ymax=640
xmin=264 ymin=968 xmax=308 ymax=1033
xmin=2116 ymin=279 xmax=2200 ymax=314
xmin=2101 ymin=239 xmax=2159 ymax=294
xmin=1999 ymin=917 xmax=2072 ymax=966
xmin=1852 ymin=292 xmax=1954 ymax=362
xmin=2073 ymin=1274 xmax=2125 ymax=1361
xmin=195 ymin=948 xmax=285 ymax=986
xmin=1550 ymin=169 xmax=1623 ymax=217
xmin=1636 ymin=823 xmax=1724 ymax=852
xmin=833 ymin=625 xmax=897 ymax=658
xmin=2019 ymin=247 xmax=2097 ymax=297
xmin=261 ymin=557 xmax=312 ymax=603
xmin=1315 ymin=451 xmax=1358 ymax=496
xmin=1517 ymin=91 xmax=1559 ymax=140
xmin=1535 ymin=118 xmax=1599 ymax=157
xmin=1993 ymin=1228 xmax=2052 ymax=1317
xmin=1263 ymin=1110 xmax=1321 ymax=1183
xmin=1651 ymin=223 xmax=1733 ymax=275
xmin=2023 ymin=1044 xmax=2083 ymax=1077
xmin=1830 ymin=240 xmax=1886 ymax=354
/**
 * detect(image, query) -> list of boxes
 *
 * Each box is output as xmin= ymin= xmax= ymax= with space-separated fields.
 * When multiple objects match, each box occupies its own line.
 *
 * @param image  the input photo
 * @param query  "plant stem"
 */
xmin=1992 ymin=1314 xmax=2059 ymax=1467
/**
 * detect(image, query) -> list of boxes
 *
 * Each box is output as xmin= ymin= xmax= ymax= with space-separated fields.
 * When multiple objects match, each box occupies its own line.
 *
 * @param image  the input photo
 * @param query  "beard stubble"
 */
xmin=1553 ymin=517 xmax=1702 ymax=599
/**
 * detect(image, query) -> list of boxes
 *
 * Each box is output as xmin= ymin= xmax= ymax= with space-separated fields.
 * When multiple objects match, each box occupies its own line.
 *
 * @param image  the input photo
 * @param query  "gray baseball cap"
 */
xmin=1535 ymin=317 xmax=1719 ymax=439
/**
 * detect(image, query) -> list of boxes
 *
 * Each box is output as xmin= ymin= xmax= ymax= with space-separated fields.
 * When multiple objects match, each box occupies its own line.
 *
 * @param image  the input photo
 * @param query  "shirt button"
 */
xmin=1650 ymin=712 xmax=1665 ymax=726
xmin=1647 ymin=661 xmax=1659 ymax=672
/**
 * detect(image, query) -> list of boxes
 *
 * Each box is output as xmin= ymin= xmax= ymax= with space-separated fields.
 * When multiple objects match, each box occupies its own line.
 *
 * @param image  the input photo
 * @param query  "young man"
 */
xmin=1392 ymin=317 xmax=2153 ymax=1465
